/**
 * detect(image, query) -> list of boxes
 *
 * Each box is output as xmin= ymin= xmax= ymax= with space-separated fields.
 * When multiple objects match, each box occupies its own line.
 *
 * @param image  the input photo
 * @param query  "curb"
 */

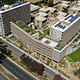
xmin=7 ymin=57 xmax=40 ymax=80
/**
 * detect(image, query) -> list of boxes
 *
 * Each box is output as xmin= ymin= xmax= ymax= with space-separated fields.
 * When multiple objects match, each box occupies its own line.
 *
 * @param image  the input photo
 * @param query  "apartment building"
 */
xmin=10 ymin=21 xmax=67 ymax=62
xmin=0 ymin=1 xmax=31 ymax=36
xmin=50 ymin=14 xmax=80 ymax=45
xmin=35 ymin=16 xmax=47 ymax=28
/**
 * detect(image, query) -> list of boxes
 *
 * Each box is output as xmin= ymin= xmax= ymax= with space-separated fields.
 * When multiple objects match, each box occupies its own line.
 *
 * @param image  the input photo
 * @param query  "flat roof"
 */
xmin=41 ymin=37 xmax=58 ymax=48
xmin=35 ymin=12 xmax=48 ymax=17
xmin=51 ymin=14 xmax=80 ymax=32
xmin=30 ymin=4 xmax=40 ymax=12
xmin=57 ymin=12 xmax=67 ymax=20
xmin=61 ymin=3 xmax=70 ymax=7
xmin=35 ymin=16 xmax=47 ymax=22
xmin=39 ymin=7 xmax=49 ymax=12
xmin=71 ymin=5 xmax=80 ymax=11
xmin=0 ymin=1 xmax=29 ymax=14
xmin=39 ymin=7 xmax=57 ymax=13
xmin=61 ymin=1 xmax=70 ymax=4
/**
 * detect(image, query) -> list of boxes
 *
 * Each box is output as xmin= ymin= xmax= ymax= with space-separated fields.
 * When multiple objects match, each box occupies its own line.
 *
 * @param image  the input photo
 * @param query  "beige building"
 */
xmin=35 ymin=9 xmax=49 ymax=28
xmin=50 ymin=14 xmax=80 ymax=45
xmin=60 ymin=1 xmax=70 ymax=11
xmin=11 ymin=21 xmax=67 ymax=62
xmin=69 ymin=6 xmax=80 ymax=14
xmin=0 ymin=1 xmax=31 ymax=36
xmin=35 ymin=12 xmax=48 ymax=18
xmin=47 ymin=7 xmax=57 ymax=17
xmin=39 ymin=7 xmax=57 ymax=17
xmin=39 ymin=7 xmax=50 ymax=14
xmin=35 ymin=16 xmax=47 ymax=28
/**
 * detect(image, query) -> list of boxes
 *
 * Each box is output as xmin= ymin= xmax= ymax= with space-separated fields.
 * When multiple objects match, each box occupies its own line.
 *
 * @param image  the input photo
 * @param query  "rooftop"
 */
xmin=35 ymin=16 xmax=47 ymax=22
xmin=61 ymin=1 xmax=70 ymax=4
xmin=57 ymin=12 xmax=67 ymax=20
xmin=39 ymin=7 xmax=49 ymax=13
xmin=35 ymin=12 xmax=48 ymax=17
xmin=61 ymin=3 xmax=70 ymax=8
xmin=0 ymin=1 xmax=29 ymax=13
xmin=39 ymin=7 xmax=57 ymax=13
xmin=71 ymin=5 xmax=80 ymax=11
xmin=51 ymin=14 xmax=80 ymax=32
xmin=30 ymin=4 xmax=40 ymax=12
xmin=41 ymin=37 xmax=58 ymax=48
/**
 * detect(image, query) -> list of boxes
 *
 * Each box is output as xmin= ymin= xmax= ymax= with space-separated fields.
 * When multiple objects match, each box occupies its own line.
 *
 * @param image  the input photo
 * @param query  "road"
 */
xmin=0 ymin=37 xmax=70 ymax=80
xmin=0 ymin=58 xmax=35 ymax=80
xmin=0 ymin=73 xmax=8 ymax=80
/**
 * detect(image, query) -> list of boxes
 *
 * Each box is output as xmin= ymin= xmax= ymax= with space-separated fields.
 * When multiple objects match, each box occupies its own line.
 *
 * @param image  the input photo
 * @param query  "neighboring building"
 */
xmin=39 ymin=7 xmax=50 ymax=14
xmin=69 ymin=5 xmax=80 ymax=14
xmin=35 ymin=16 xmax=47 ymax=28
xmin=30 ymin=4 xmax=40 ymax=13
xmin=34 ymin=7 xmax=57 ymax=28
xmin=50 ymin=14 xmax=80 ymax=45
xmin=35 ymin=9 xmax=49 ymax=28
xmin=39 ymin=7 xmax=57 ymax=17
xmin=56 ymin=12 xmax=67 ymax=20
xmin=35 ymin=12 xmax=48 ymax=18
xmin=60 ymin=1 xmax=70 ymax=12
xmin=48 ymin=7 xmax=57 ymax=17
xmin=43 ymin=0 xmax=61 ymax=4
xmin=0 ymin=1 xmax=31 ymax=36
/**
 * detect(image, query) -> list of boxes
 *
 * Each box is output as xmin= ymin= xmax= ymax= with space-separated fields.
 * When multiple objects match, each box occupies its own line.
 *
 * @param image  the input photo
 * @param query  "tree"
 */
xmin=20 ymin=54 xmax=25 ymax=60
xmin=0 ymin=46 xmax=7 ymax=54
xmin=4 ymin=0 xmax=17 ymax=5
xmin=54 ymin=75 xmax=64 ymax=80
xmin=0 ymin=41 xmax=3 ymax=49
xmin=21 ymin=56 xmax=44 ymax=75
xmin=5 ymin=49 xmax=12 ymax=56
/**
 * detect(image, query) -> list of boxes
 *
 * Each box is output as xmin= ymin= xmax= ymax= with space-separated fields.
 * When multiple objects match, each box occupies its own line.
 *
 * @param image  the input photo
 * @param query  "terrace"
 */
xmin=15 ymin=21 xmax=34 ymax=34
xmin=55 ymin=43 xmax=65 ymax=51
xmin=15 ymin=21 xmax=45 ymax=39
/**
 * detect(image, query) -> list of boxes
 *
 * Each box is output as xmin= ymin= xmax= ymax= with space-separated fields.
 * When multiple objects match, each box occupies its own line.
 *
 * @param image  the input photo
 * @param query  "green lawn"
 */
xmin=68 ymin=49 xmax=80 ymax=62
xmin=44 ymin=29 xmax=50 ymax=36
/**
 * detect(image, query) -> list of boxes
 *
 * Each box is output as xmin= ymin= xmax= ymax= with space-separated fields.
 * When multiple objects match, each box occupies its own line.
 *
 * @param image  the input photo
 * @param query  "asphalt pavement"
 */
xmin=0 ymin=58 xmax=35 ymax=80
xmin=0 ymin=37 xmax=70 ymax=80
xmin=0 ymin=73 xmax=8 ymax=80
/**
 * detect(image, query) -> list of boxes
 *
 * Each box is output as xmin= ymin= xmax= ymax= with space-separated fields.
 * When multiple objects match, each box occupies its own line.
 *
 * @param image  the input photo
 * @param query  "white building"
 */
xmin=50 ymin=14 xmax=80 ymax=44
xmin=0 ymin=1 xmax=31 ymax=36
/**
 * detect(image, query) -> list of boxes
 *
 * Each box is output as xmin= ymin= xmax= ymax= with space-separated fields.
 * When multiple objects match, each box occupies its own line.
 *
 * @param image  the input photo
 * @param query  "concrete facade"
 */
xmin=35 ymin=16 xmax=47 ymax=28
xmin=0 ymin=1 xmax=31 ymax=36
xmin=50 ymin=14 xmax=80 ymax=45
xmin=10 ymin=22 xmax=66 ymax=62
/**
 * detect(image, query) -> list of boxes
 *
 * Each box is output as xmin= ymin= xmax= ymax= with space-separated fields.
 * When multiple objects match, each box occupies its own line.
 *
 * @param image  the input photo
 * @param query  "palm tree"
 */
xmin=0 ymin=40 xmax=3 ymax=49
